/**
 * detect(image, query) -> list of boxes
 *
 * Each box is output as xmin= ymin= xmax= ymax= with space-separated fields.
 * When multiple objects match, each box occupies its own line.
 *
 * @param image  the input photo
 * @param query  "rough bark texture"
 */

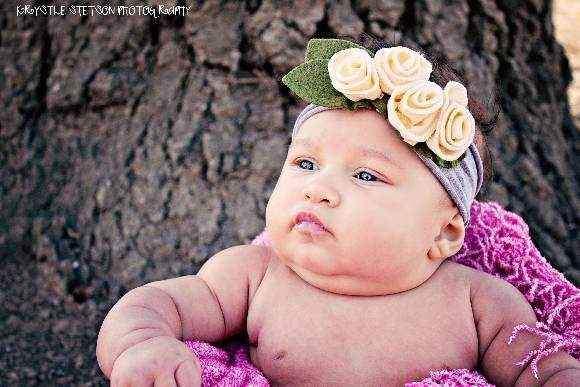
xmin=0 ymin=0 xmax=578 ymax=384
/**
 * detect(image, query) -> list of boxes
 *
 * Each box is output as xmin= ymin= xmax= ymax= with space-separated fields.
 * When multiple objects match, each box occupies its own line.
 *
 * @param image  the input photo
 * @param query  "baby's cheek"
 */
xmin=265 ymin=195 xmax=281 ymax=235
xmin=265 ymin=175 xmax=284 ymax=218
xmin=265 ymin=187 xmax=291 ymax=242
xmin=345 ymin=210 xmax=410 ymax=270
xmin=340 ymin=215 xmax=387 ymax=253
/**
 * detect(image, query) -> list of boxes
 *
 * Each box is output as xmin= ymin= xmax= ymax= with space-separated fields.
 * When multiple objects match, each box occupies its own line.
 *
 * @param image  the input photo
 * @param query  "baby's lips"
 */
xmin=294 ymin=221 xmax=330 ymax=237
xmin=292 ymin=210 xmax=333 ymax=235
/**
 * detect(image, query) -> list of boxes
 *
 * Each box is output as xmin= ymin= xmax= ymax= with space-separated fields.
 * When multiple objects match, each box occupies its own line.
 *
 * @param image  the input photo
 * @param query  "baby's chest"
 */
xmin=247 ymin=278 xmax=478 ymax=385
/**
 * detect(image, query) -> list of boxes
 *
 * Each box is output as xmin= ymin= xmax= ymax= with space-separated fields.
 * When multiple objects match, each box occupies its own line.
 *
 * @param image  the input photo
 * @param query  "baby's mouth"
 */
xmin=292 ymin=211 xmax=332 ymax=236
xmin=294 ymin=220 xmax=329 ymax=236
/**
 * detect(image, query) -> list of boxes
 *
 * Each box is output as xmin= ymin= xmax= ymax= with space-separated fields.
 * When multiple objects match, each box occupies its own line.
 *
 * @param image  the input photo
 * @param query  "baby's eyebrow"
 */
xmin=357 ymin=146 xmax=404 ymax=171
xmin=289 ymin=138 xmax=320 ymax=152
xmin=289 ymin=137 xmax=404 ymax=171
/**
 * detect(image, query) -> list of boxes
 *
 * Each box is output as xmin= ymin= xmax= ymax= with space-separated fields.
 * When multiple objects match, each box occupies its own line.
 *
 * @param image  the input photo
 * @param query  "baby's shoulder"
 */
xmin=445 ymin=262 xmax=536 ymax=327
xmin=435 ymin=261 xmax=528 ymax=308
xmin=238 ymin=244 xmax=274 ymax=303
xmin=468 ymin=267 xmax=533 ymax=314
xmin=439 ymin=261 xmax=536 ymax=329
xmin=434 ymin=260 xmax=484 ymax=290
xmin=452 ymin=262 xmax=525 ymax=303
xmin=437 ymin=260 xmax=513 ymax=292
xmin=199 ymin=244 xmax=272 ymax=295
xmin=201 ymin=243 xmax=272 ymax=274
xmin=237 ymin=243 xmax=273 ymax=268
xmin=229 ymin=243 xmax=272 ymax=285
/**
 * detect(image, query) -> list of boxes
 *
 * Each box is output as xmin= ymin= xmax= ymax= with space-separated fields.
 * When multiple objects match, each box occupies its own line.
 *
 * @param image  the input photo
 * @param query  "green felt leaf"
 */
xmin=281 ymin=59 xmax=349 ymax=108
xmin=370 ymin=98 xmax=388 ymax=117
xmin=412 ymin=142 xmax=465 ymax=168
xmin=305 ymin=38 xmax=375 ymax=63
xmin=344 ymin=99 xmax=373 ymax=111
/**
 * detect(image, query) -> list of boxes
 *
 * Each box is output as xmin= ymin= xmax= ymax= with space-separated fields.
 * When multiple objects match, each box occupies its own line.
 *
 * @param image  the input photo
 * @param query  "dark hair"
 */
xmin=335 ymin=33 xmax=501 ymax=204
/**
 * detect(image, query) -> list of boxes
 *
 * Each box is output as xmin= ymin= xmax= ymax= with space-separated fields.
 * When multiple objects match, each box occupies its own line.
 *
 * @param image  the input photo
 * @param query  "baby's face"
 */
xmin=265 ymin=108 xmax=463 ymax=295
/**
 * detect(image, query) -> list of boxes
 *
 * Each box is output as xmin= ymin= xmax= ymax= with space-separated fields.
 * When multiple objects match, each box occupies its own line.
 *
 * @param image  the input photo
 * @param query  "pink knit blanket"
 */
xmin=183 ymin=200 xmax=579 ymax=386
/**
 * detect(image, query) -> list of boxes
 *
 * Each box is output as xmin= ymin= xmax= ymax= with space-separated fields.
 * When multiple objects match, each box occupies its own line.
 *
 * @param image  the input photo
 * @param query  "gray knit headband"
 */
xmin=292 ymin=103 xmax=484 ymax=226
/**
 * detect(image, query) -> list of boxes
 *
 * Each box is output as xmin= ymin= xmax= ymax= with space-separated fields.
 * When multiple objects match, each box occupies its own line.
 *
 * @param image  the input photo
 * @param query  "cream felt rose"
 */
xmin=442 ymin=81 xmax=468 ymax=107
xmin=327 ymin=47 xmax=383 ymax=102
xmin=387 ymin=80 xmax=444 ymax=146
xmin=426 ymin=82 xmax=475 ymax=161
xmin=426 ymin=104 xmax=475 ymax=161
xmin=373 ymin=46 xmax=433 ymax=94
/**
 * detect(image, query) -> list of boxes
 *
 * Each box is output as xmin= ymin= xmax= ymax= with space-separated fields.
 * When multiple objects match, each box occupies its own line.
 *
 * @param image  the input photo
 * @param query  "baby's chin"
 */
xmin=266 ymin=225 xmax=339 ymax=273
xmin=277 ymin=240 xmax=343 ymax=277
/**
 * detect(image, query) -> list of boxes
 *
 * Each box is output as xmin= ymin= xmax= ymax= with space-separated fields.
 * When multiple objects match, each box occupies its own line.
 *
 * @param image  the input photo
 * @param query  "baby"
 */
xmin=96 ymin=39 xmax=580 ymax=386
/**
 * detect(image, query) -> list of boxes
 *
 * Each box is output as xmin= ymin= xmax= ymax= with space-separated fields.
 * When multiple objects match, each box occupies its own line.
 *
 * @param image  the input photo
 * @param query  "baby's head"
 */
xmin=265 ymin=37 xmax=497 ymax=296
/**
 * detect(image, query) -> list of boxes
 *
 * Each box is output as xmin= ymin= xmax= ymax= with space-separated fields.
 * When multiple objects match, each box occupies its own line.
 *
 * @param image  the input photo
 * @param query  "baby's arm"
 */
xmin=471 ymin=274 xmax=580 ymax=386
xmin=96 ymin=244 xmax=270 ymax=379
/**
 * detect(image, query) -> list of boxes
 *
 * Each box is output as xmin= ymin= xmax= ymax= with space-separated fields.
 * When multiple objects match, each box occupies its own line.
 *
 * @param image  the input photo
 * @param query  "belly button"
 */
xmin=273 ymin=350 xmax=287 ymax=361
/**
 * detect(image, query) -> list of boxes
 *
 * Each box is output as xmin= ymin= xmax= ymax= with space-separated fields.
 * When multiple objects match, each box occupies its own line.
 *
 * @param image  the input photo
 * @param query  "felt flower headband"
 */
xmin=281 ymin=38 xmax=476 ymax=168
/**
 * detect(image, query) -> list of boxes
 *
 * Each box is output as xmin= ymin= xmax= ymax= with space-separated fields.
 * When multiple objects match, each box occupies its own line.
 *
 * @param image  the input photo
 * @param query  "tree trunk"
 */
xmin=0 ymin=0 xmax=577 ymax=384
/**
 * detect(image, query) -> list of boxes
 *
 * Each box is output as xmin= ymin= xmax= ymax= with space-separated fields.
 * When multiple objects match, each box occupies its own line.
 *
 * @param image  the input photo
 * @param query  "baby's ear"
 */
xmin=427 ymin=212 xmax=465 ymax=262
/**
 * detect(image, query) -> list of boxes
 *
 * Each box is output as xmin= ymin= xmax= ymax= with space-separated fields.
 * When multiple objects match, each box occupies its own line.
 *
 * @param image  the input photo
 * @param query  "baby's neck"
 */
xmin=284 ymin=259 xmax=443 ymax=296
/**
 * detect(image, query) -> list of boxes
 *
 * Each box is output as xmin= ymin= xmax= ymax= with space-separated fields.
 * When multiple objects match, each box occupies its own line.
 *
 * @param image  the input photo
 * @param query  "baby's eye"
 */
xmin=355 ymin=170 xmax=379 ymax=182
xmin=295 ymin=158 xmax=315 ymax=170
xmin=294 ymin=158 xmax=382 ymax=183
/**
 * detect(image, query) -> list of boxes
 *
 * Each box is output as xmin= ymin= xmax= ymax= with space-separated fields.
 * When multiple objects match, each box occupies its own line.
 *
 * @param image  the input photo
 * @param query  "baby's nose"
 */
xmin=302 ymin=182 xmax=340 ymax=207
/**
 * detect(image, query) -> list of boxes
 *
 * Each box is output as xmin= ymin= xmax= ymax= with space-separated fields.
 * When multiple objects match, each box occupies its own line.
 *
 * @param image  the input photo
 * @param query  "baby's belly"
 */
xmin=249 ymin=323 xmax=474 ymax=386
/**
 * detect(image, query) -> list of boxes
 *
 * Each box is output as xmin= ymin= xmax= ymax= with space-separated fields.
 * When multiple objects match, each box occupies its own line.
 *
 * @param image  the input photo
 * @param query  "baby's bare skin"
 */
xmin=98 ymin=242 xmax=580 ymax=386
xmin=247 ymin=251 xmax=478 ymax=386
xmin=97 ymin=108 xmax=580 ymax=386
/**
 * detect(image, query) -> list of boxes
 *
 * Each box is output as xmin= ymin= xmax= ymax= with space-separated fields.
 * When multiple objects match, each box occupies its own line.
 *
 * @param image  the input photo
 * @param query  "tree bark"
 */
xmin=0 ymin=0 xmax=577 ymax=384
